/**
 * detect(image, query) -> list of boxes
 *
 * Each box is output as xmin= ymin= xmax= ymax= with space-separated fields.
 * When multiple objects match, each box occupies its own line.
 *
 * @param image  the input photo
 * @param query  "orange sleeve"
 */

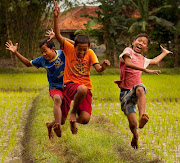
xmin=89 ymin=49 xmax=99 ymax=65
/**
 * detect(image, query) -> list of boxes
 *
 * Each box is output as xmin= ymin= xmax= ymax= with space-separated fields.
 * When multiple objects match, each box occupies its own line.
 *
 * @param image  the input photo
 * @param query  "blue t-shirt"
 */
xmin=30 ymin=50 xmax=65 ymax=89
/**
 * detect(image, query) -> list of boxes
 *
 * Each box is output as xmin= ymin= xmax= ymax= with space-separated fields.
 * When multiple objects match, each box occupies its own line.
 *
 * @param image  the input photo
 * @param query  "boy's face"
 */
xmin=132 ymin=36 xmax=148 ymax=55
xmin=40 ymin=44 xmax=56 ymax=61
xmin=74 ymin=43 xmax=89 ymax=58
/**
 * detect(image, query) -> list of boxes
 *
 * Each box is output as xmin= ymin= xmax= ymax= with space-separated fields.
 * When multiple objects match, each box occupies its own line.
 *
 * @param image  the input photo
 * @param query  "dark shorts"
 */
xmin=63 ymin=82 xmax=92 ymax=115
xmin=49 ymin=88 xmax=70 ymax=117
xmin=120 ymin=84 xmax=147 ymax=116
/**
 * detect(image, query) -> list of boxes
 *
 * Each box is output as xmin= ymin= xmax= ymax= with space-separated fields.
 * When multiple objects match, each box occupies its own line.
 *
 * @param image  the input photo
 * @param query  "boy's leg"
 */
xmin=53 ymin=94 xmax=62 ymax=124
xmin=70 ymin=85 xmax=88 ymax=121
xmin=127 ymin=113 xmax=138 ymax=149
xmin=136 ymin=86 xmax=149 ymax=128
xmin=46 ymin=120 xmax=55 ymax=139
xmin=120 ymin=88 xmax=139 ymax=149
xmin=76 ymin=89 xmax=92 ymax=124
xmin=70 ymin=85 xmax=88 ymax=134
xmin=48 ymin=89 xmax=64 ymax=138
xmin=77 ymin=111 xmax=91 ymax=124
xmin=52 ymin=94 xmax=62 ymax=137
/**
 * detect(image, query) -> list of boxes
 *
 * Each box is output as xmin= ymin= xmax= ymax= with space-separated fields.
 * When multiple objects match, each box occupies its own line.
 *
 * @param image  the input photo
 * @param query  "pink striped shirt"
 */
xmin=115 ymin=47 xmax=151 ymax=89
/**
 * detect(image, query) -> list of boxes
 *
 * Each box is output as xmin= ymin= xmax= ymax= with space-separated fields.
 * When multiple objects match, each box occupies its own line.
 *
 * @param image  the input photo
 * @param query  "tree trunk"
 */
xmin=174 ymin=34 xmax=179 ymax=67
xmin=103 ymin=30 xmax=109 ymax=60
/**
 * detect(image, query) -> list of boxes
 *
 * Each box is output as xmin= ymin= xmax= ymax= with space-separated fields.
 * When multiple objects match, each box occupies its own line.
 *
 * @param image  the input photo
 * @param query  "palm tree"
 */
xmin=128 ymin=0 xmax=173 ymax=34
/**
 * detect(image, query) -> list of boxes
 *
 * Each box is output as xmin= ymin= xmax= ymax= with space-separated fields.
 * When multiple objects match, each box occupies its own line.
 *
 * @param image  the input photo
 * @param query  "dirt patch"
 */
xmin=21 ymin=95 xmax=39 ymax=163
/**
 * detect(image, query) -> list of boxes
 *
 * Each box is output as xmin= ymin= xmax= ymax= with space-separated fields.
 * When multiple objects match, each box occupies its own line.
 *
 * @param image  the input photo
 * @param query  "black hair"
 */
xmin=39 ymin=37 xmax=55 ymax=49
xmin=74 ymin=34 xmax=90 ymax=47
xmin=134 ymin=33 xmax=151 ymax=46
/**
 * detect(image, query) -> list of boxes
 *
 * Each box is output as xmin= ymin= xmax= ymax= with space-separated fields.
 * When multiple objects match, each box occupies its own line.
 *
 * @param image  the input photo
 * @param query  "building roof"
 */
xmin=59 ymin=6 xmax=100 ymax=32
xmin=57 ymin=5 xmax=140 ymax=32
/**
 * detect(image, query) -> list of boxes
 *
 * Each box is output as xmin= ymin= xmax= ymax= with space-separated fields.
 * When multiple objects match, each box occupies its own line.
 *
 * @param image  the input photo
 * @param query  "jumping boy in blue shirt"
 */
xmin=5 ymin=37 xmax=70 ymax=139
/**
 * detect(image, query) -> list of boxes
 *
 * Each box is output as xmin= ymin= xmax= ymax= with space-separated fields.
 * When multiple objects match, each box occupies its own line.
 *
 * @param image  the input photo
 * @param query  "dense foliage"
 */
xmin=78 ymin=0 xmax=180 ymax=67
xmin=0 ymin=0 xmax=180 ymax=67
xmin=0 ymin=0 xmax=79 ymax=66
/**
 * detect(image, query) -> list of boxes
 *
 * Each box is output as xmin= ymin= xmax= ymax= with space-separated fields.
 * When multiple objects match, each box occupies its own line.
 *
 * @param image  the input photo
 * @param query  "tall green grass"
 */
xmin=1 ymin=72 xmax=180 ymax=162
xmin=0 ymin=73 xmax=46 ymax=162
xmin=0 ymin=73 xmax=47 ymax=91
xmin=24 ymin=88 xmax=154 ymax=163
xmin=0 ymin=91 xmax=38 ymax=162
xmin=91 ymin=74 xmax=180 ymax=162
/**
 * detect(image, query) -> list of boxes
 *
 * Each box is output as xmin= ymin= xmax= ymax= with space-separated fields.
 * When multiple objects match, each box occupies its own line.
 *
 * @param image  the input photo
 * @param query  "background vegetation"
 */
xmin=0 ymin=0 xmax=180 ymax=67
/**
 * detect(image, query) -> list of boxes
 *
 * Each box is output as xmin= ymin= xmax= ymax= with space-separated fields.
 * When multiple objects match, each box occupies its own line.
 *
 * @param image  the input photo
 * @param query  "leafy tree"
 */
xmin=146 ymin=0 xmax=180 ymax=67
xmin=0 ymin=0 xmax=79 ymax=67
xmin=166 ymin=0 xmax=180 ymax=67
xmin=128 ymin=0 xmax=173 ymax=34
xmin=126 ymin=0 xmax=179 ymax=67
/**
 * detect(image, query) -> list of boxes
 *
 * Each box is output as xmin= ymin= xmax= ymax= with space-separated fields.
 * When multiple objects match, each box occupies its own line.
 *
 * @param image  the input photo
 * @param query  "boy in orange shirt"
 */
xmin=53 ymin=1 xmax=110 ymax=134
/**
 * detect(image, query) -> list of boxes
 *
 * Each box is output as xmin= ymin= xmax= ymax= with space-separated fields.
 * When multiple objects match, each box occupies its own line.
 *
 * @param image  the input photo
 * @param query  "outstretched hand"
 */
xmin=45 ymin=28 xmax=55 ymax=42
xmin=160 ymin=45 xmax=173 ymax=55
xmin=144 ymin=69 xmax=161 ymax=75
xmin=5 ymin=40 xmax=18 ymax=53
xmin=54 ymin=1 xmax=60 ymax=17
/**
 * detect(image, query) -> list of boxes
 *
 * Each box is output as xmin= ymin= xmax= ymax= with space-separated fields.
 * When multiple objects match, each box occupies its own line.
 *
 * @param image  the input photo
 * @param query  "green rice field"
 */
xmin=0 ymin=72 xmax=180 ymax=162
xmin=91 ymin=74 xmax=180 ymax=162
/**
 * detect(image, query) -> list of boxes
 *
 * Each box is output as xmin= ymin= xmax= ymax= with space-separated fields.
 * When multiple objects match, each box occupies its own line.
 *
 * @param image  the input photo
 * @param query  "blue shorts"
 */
xmin=119 ymin=84 xmax=147 ymax=116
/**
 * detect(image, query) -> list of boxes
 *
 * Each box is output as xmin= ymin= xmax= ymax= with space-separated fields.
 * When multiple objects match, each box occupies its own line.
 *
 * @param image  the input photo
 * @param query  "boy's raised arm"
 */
xmin=123 ymin=55 xmax=161 ymax=75
xmin=54 ymin=1 xmax=64 ymax=46
xmin=149 ymin=45 xmax=173 ymax=65
xmin=5 ymin=40 xmax=32 ymax=67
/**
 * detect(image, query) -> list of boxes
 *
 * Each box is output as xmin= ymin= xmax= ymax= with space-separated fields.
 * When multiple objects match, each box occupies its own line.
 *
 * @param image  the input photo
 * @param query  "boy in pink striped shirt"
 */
xmin=115 ymin=33 xmax=173 ymax=149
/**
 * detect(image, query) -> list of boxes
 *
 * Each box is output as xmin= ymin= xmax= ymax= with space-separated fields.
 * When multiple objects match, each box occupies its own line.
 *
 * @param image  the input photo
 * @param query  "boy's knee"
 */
xmin=53 ymin=95 xmax=62 ymax=104
xmin=81 ymin=118 xmax=90 ymax=124
xmin=130 ymin=122 xmax=137 ymax=128
xmin=77 ymin=85 xmax=88 ymax=96
xmin=136 ymin=87 xmax=145 ymax=96
xmin=78 ymin=111 xmax=91 ymax=124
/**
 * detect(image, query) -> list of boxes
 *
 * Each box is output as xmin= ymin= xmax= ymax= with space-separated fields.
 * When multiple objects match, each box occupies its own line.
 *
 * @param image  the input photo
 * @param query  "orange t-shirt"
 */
xmin=63 ymin=40 xmax=99 ymax=89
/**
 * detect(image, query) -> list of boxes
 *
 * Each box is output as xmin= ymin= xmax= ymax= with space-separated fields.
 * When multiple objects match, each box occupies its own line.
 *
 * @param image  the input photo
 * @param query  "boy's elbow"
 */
xmin=26 ymin=64 xmax=31 ymax=67
xmin=25 ymin=62 xmax=32 ymax=67
xmin=95 ymin=67 xmax=103 ymax=73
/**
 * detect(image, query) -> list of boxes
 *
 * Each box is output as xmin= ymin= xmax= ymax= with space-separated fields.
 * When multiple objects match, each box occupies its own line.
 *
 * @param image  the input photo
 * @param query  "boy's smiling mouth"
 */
xmin=136 ymin=45 xmax=142 ymax=50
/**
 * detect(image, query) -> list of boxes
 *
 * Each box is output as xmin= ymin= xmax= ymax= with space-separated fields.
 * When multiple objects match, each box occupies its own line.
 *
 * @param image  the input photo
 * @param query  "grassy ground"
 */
xmin=0 ymin=68 xmax=180 ymax=162
xmin=22 ymin=88 xmax=157 ymax=163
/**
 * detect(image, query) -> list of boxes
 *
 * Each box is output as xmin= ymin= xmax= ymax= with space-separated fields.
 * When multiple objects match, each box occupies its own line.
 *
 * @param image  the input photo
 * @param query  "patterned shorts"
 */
xmin=119 ymin=84 xmax=147 ymax=116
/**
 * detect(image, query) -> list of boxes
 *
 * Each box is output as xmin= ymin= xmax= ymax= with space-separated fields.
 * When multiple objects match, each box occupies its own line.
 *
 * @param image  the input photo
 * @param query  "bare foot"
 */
xmin=53 ymin=123 xmax=62 ymax=137
xmin=139 ymin=114 xmax=149 ymax=129
xmin=45 ymin=122 xmax=54 ymax=139
xmin=69 ymin=113 xmax=78 ymax=134
xmin=70 ymin=121 xmax=78 ymax=134
xmin=131 ymin=135 xmax=138 ymax=149
xmin=131 ymin=128 xmax=138 ymax=149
